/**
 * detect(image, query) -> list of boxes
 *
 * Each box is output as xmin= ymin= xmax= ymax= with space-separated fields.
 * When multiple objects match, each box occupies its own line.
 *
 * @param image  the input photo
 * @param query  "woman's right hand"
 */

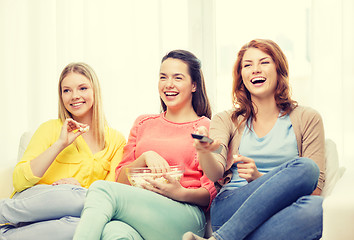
xmin=142 ymin=151 xmax=171 ymax=173
xmin=193 ymin=126 xmax=225 ymax=182
xmin=193 ymin=126 xmax=221 ymax=153
xmin=58 ymin=118 xmax=89 ymax=147
xmin=29 ymin=118 xmax=89 ymax=178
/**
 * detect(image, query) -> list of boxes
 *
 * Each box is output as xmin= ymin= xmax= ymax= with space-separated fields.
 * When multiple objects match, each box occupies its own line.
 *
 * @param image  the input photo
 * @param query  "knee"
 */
xmin=296 ymin=196 xmax=323 ymax=222
xmin=87 ymin=180 xmax=109 ymax=197
xmin=296 ymin=158 xmax=320 ymax=177
xmin=292 ymin=158 xmax=320 ymax=190
xmin=89 ymin=180 xmax=114 ymax=193
xmin=58 ymin=216 xmax=80 ymax=239
xmin=88 ymin=181 xmax=127 ymax=197
xmin=89 ymin=180 xmax=106 ymax=189
xmin=102 ymin=221 xmax=143 ymax=240
xmin=60 ymin=216 xmax=80 ymax=224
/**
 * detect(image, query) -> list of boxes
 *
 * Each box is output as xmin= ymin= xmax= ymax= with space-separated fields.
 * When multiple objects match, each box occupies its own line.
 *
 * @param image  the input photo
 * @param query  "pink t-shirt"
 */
xmin=116 ymin=113 xmax=217 ymax=208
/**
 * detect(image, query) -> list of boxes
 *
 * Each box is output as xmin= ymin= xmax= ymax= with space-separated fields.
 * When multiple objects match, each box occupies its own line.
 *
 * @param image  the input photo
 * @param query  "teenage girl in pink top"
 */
xmin=73 ymin=50 xmax=217 ymax=240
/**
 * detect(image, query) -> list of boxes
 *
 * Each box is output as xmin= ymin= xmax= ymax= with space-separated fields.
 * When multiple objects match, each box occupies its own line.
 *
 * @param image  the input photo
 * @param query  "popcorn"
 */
xmin=127 ymin=170 xmax=183 ymax=188
xmin=79 ymin=126 xmax=90 ymax=133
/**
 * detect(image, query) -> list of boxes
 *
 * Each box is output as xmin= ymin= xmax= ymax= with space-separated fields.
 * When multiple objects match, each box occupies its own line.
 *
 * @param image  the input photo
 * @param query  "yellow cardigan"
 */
xmin=13 ymin=119 xmax=126 ymax=193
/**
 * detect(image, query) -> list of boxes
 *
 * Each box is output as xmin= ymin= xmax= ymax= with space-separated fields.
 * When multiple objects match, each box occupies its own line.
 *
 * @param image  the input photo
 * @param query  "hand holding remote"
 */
xmin=192 ymin=127 xmax=222 ymax=153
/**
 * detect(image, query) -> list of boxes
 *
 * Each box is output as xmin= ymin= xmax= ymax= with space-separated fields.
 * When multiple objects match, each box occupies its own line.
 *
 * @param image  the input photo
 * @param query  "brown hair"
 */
xmin=231 ymin=39 xmax=297 ymax=127
xmin=160 ymin=50 xmax=212 ymax=119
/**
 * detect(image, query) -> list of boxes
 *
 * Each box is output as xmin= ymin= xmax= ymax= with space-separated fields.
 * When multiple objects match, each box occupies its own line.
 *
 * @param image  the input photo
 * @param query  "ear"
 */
xmin=192 ymin=82 xmax=197 ymax=93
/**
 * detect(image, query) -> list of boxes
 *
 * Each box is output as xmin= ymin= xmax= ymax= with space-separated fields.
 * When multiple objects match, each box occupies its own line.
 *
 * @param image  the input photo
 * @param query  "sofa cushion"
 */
xmin=17 ymin=131 xmax=33 ymax=162
xmin=321 ymin=139 xmax=345 ymax=197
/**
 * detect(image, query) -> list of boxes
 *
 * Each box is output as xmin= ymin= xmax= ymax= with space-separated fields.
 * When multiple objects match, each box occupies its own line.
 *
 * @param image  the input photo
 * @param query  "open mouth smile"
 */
xmin=251 ymin=77 xmax=266 ymax=85
xmin=71 ymin=102 xmax=85 ymax=107
xmin=164 ymin=91 xmax=179 ymax=97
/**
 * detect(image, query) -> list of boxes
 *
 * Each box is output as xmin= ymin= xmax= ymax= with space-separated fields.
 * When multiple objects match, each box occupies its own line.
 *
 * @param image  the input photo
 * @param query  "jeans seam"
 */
xmin=13 ymin=185 xmax=86 ymax=201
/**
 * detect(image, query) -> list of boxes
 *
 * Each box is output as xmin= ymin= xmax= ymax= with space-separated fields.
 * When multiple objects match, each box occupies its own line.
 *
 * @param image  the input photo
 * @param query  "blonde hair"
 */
xmin=58 ymin=62 xmax=106 ymax=148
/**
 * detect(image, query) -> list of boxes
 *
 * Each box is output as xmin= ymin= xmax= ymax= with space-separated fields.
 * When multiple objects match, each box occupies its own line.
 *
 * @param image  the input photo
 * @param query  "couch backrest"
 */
xmin=321 ymin=139 xmax=346 ymax=197
xmin=17 ymin=131 xmax=33 ymax=162
xmin=16 ymin=131 xmax=344 ymax=197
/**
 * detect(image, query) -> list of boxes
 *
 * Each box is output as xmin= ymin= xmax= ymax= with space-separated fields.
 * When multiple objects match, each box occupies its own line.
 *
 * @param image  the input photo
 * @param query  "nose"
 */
xmin=71 ymin=90 xmax=80 ymax=99
xmin=165 ymin=78 xmax=174 ymax=88
xmin=252 ymin=64 xmax=261 ymax=74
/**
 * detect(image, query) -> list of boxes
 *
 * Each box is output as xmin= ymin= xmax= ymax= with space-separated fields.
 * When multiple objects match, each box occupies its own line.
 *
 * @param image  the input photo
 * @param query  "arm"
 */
xmin=117 ymin=151 xmax=170 ymax=184
xmin=299 ymin=107 xmax=326 ymax=195
xmin=30 ymin=118 xmax=87 ymax=177
xmin=194 ymin=111 xmax=240 ymax=183
xmin=116 ymin=116 xmax=170 ymax=184
xmin=29 ymin=140 xmax=67 ymax=178
xmin=13 ymin=119 xmax=88 ymax=192
xmin=144 ymin=175 xmax=211 ymax=207
xmin=194 ymin=126 xmax=225 ymax=182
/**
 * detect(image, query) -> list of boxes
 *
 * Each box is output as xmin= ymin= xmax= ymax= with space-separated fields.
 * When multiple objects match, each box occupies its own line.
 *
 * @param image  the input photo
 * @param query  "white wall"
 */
xmin=0 ymin=0 xmax=209 ymax=167
xmin=310 ymin=0 xmax=354 ymax=166
xmin=0 ymin=0 xmax=353 ymax=171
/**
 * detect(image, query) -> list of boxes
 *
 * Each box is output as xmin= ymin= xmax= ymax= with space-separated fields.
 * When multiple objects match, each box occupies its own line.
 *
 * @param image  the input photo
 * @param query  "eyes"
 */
xmin=62 ymin=86 xmax=89 ymax=94
xmin=159 ymin=75 xmax=184 ymax=81
xmin=243 ymin=61 xmax=270 ymax=68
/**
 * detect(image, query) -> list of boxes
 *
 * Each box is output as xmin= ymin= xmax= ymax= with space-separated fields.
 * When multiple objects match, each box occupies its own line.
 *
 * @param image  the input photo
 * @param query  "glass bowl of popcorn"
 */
xmin=126 ymin=165 xmax=184 ymax=188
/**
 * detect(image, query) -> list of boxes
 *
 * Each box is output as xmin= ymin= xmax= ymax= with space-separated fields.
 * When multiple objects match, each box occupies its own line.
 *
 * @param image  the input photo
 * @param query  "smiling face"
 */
xmin=241 ymin=47 xmax=278 ymax=101
xmin=158 ymin=58 xmax=196 ymax=113
xmin=61 ymin=72 xmax=94 ymax=121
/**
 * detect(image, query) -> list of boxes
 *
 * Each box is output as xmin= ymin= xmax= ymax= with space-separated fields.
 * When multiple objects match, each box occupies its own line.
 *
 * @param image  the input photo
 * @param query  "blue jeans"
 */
xmin=73 ymin=181 xmax=206 ymax=240
xmin=211 ymin=157 xmax=323 ymax=240
xmin=0 ymin=184 xmax=87 ymax=240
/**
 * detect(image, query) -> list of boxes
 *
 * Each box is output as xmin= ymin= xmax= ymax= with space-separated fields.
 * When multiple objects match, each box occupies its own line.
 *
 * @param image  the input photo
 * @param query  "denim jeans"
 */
xmin=0 ymin=184 xmax=87 ymax=240
xmin=210 ymin=157 xmax=323 ymax=240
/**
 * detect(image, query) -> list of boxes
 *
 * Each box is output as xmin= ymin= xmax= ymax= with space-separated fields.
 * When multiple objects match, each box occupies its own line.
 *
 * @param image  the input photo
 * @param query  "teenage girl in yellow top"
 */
xmin=0 ymin=62 xmax=126 ymax=240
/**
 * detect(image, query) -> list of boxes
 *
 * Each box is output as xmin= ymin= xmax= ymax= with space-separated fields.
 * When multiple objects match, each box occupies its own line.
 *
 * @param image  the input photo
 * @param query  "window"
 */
xmin=214 ymin=0 xmax=312 ymax=111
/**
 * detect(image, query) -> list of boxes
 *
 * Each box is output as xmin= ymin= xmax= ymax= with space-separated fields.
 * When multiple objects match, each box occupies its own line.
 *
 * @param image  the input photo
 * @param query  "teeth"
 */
xmin=251 ymin=77 xmax=266 ymax=84
xmin=72 ymin=103 xmax=83 ymax=106
xmin=165 ymin=92 xmax=178 ymax=96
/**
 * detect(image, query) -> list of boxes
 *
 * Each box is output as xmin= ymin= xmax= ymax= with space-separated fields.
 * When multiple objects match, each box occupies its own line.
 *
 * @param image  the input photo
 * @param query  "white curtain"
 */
xmin=0 ymin=0 xmax=353 ymax=170
xmin=310 ymin=0 xmax=354 ymax=165
xmin=0 ymin=0 xmax=216 ymax=168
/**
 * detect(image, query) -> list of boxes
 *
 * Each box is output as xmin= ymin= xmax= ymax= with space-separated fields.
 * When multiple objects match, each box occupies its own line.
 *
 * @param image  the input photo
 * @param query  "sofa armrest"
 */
xmin=0 ymin=131 xmax=33 ymax=199
xmin=0 ymin=165 xmax=14 ymax=198
xmin=322 ymin=162 xmax=354 ymax=240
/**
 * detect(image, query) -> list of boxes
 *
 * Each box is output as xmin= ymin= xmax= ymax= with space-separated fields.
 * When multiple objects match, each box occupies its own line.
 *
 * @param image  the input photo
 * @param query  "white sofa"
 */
xmin=1 ymin=132 xmax=353 ymax=239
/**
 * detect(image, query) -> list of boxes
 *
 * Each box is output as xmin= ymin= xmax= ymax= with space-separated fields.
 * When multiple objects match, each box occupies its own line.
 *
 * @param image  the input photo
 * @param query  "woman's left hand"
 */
xmin=52 ymin=178 xmax=82 ymax=186
xmin=143 ymin=174 xmax=185 ymax=201
xmin=234 ymin=155 xmax=263 ymax=182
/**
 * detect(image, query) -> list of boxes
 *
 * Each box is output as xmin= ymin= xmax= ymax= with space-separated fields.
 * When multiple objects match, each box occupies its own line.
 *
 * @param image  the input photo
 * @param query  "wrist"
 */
xmin=133 ymin=152 xmax=149 ymax=167
xmin=176 ymin=186 xmax=189 ymax=202
xmin=53 ymin=140 xmax=67 ymax=151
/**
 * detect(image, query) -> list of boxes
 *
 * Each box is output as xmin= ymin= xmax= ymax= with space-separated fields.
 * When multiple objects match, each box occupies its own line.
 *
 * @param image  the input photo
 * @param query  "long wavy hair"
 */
xmin=231 ymin=39 xmax=297 ymax=127
xmin=160 ymin=50 xmax=212 ymax=119
xmin=58 ymin=62 xmax=107 ymax=148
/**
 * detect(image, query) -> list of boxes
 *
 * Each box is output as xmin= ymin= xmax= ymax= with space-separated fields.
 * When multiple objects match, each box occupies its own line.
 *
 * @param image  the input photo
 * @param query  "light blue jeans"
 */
xmin=0 ymin=184 xmax=87 ymax=240
xmin=211 ymin=157 xmax=323 ymax=240
xmin=73 ymin=181 xmax=206 ymax=240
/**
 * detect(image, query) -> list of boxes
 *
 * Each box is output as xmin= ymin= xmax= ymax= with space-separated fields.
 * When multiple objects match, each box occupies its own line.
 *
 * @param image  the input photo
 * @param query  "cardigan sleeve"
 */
xmin=297 ymin=107 xmax=326 ymax=190
xmin=209 ymin=111 xmax=233 ymax=171
xmin=209 ymin=110 xmax=244 ymax=171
